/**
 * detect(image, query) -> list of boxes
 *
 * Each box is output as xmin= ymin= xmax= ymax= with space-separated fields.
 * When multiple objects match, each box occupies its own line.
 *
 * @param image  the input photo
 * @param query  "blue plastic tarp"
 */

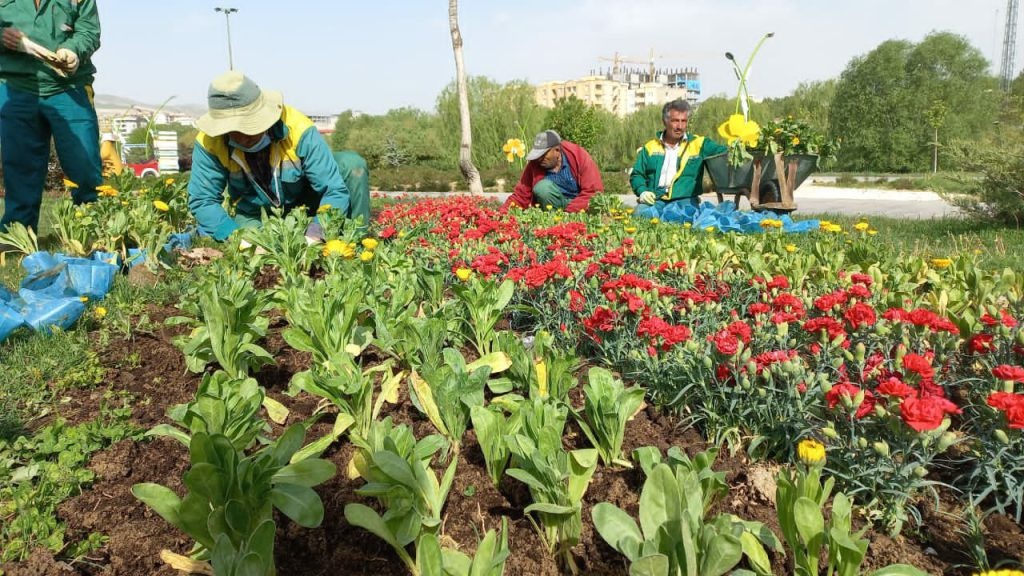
xmin=0 ymin=252 xmax=117 ymax=342
xmin=635 ymin=200 xmax=820 ymax=234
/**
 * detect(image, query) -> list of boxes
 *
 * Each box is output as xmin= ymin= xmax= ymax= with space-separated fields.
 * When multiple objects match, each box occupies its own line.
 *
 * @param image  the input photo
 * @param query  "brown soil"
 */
xmin=3 ymin=303 xmax=1023 ymax=576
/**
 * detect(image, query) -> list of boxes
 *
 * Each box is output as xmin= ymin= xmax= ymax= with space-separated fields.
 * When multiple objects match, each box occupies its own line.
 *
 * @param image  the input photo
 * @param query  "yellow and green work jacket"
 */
xmin=630 ymin=131 xmax=727 ymax=201
xmin=188 ymin=104 xmax=350 ymax=241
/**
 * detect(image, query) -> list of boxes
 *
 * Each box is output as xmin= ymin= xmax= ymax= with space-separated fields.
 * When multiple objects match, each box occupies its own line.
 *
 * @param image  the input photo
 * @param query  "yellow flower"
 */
xmin=717 ymin=114 xmax=761 ymax=147
xmin=361 ymin=237 xmax=379 ymax=250
xmin=650 ymin=218 xmax=660 ymax=224
xmin=624 ymin=208 xmax=634 ymax=215
xmin=63 ymin=178 xmax=79 ymax=189
xmin=153 ymin=200 xmax=170 ymax=212
xmin=683 ymin=222 xmax=692 ymax=229
xmin=624 ymin=226 xmax=637 ymax=233
xmin=164 ymin=177 xmax=175 ymax=185
xmin=502 ymin=138 xmax=525 ymax=162
xmin=824 ymin=224 xmax=842 ymax=233
xmin=96 ymin=184 xmax=118 ymax=197
xmin=785 ymin=244 xmax=798 ymax=253
xmin=797 ymin=439 xmax=826 ymax=466
xmin=94 ymin=306 xmax=107 ymax=319
xmin=74 ymin=211 xmax=84 ymax=219
xmin=359 ymin=251 xmax=374 ymax=262
xmin=322 ymin=239 xmax=354 ymax=258
xmin=931 ymin=258 xmax=953 ymax=269
xmin=854 ymin=221 xmax=869 ymax=232
xmin=79 ymin=296 xmax=89 ymax=303
xmin=455 ymin=267 xmax=472 ymax=282
xmin=868 ymin=229 xmax=878 ymax=235
xmin=545 ymin=204 xmax=553 ymax=210
xmin=791 ymin=136 xmax=800 ymax=146
xmin=317 ymin=203 xmax=333 ymax=214
xmin=974 ymin=571 xmax=1024 ymax=576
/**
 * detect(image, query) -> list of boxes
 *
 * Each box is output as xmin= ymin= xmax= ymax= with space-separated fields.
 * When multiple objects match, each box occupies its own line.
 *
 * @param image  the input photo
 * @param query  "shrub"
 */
xmin=948 ymin=138 xmax=1024 ymax=224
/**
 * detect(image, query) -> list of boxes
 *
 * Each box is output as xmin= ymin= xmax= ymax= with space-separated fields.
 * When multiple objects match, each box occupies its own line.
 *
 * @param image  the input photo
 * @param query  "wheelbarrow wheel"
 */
xmin=759 ymin=180 xmax=781 ymax=205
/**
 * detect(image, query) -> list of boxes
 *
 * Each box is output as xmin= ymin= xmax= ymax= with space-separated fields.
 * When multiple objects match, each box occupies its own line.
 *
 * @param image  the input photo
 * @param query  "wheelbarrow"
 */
xmin=705 ymin=152 xmax=818 ymax=213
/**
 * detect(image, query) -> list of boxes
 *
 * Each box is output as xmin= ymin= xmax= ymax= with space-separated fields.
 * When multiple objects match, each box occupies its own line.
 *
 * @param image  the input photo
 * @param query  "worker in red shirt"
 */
xmin=501 ymin=130 xmax=603 ymax=213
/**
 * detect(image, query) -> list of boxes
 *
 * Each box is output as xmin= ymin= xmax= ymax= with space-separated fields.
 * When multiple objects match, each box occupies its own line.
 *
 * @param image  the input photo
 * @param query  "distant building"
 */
xmin=309 ymin=114 xmax=339 ymax=135
xmin=536 ymin=66 xmax=701 ymax=117
xmin=97 ymin=106 xmax=197 ymax=140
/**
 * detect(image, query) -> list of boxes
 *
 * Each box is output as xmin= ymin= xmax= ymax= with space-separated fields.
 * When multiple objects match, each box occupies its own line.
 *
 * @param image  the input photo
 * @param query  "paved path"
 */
xmin=376 ymin=186 xmax=961 ymax=219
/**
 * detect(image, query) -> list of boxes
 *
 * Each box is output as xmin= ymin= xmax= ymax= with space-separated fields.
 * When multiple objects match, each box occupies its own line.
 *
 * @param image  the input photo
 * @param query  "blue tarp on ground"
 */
xmin=0 ymin=229 xmax=195 ymax=343
xmin=635 ymin=200 xmax=820 ymax=233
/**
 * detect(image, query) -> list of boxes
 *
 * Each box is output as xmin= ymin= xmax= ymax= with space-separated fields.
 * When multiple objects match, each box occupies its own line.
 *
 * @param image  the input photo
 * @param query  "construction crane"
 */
xmin=597 ymin=52 xmax=649 ymax=76
xmin=599 ymin=48 xmax=718 ymax=78
xmin=1001 ymin=0 xmax=1019 ymax=90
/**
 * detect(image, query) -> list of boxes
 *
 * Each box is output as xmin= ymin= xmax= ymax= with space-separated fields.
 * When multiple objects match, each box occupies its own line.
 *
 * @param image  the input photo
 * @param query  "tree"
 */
xmin=829 ymin=33 xmax=999 ymax=172
xmin=436 ymin=77 xmax=544 ymax=171
xmin=544 ymin=96 xmax=603 ymax=152
xmin=448 ymin=0 xmax=482 ymax=194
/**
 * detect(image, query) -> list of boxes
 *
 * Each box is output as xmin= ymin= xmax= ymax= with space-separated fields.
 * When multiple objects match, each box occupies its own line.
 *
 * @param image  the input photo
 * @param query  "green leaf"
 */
xmin=272 ymin=458 xmax=336 ymax=487
xmin=592 ymin=502 xmax=643 ymax=560
xmin=466 ymin=352 xmax=512 ymax=374
xmin=794 ymin=496 xmax=825 ymax=545
xmin=416 ymin=532 xmax=444 ymax=576
xmin=374 ymin=450 xmax=419 ymax=489
xmin=290 ymin=412 xmax=354 ymax=464
xmin=272 ymin=423 xmax=306 ymax=465
xmin=270 ymin=483 xmax=324 ymax=528
xmin=131 ymin=483 xmax=183 ymax=530
xmin=224 ymin=499 xmax=252 ymax=539
xmin=629 ymin=554 xmax=670 ymax=576
xmin=524 ymin=502 xmax=575 ymax=516
xmin=867 ymin=566 xmax=930 ymax=576
xmin=344 ymin=503 xmax=415 ymax=568
xmin=700 ymin=532 xmax=743 ymax=576
xmin=739 ymin=531 xmax=772 ymax=576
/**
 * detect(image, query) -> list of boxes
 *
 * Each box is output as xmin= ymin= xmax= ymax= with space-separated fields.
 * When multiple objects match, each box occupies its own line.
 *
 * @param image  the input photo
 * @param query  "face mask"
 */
xmin=231 ymin=132 xmax=272 ymax=153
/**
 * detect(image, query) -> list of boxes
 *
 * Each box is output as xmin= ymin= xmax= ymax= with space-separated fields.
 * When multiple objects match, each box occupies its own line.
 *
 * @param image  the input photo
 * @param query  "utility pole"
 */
xmin=214 ymin=7 xmax=238 ymax=70
xmin=1000 ymin=0 xmax=1019 ymax=90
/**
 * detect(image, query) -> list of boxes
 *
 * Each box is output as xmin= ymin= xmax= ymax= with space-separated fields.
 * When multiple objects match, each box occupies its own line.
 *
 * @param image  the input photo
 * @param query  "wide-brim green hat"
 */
xmin=196 ymin=71 xmax=283 ymax=136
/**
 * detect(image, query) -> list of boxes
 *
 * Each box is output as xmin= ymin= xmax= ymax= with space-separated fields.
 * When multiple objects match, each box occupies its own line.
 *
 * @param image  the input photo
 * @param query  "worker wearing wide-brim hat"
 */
xmin=188 ymin=70 xmax=371 ymax=242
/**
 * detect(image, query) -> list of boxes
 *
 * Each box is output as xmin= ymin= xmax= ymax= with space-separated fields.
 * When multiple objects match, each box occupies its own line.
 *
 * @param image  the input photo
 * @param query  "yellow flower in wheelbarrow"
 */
xmin=718 ymin=114 xmax=761 ymax=147
xmin=502 ymin=138 xmax=525 ymax=163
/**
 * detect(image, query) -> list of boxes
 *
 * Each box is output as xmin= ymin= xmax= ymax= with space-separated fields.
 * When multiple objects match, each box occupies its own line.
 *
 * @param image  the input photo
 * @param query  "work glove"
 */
xmin=11 ymin=33 xmax=68 ymax=77
xmin=238 ymin=239 xmax=268 ymax=255
xmin=304 ymin=222 xmax=324 ymax=245
xmin=638 ymin=191 xmax=657 ymax=205
xmin=55 ymin=48 xmax=79 ymax=74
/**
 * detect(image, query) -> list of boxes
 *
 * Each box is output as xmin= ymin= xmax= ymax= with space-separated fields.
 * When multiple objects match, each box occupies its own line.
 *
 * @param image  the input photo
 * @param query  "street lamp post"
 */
xmin=214 ymin=7 xmax=238 ymax=70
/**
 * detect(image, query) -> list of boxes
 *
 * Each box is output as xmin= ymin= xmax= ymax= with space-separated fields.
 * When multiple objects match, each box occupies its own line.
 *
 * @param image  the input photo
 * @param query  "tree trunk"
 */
xmin=448 ymin=0 xmax=483 ymax=194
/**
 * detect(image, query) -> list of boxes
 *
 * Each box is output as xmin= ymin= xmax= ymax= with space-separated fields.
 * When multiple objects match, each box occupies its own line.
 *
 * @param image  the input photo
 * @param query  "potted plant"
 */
xmin=705 ymin=33 xmax=838 ymax=212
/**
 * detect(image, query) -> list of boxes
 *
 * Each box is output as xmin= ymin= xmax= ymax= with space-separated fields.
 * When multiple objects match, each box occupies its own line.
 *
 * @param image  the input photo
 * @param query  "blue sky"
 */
xmin=93 ymin=0 xmax=1013 ymax=115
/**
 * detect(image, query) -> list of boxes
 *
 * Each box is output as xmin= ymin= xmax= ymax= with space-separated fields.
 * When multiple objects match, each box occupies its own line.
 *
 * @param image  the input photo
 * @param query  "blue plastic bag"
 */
xmin=21 ymin=297 xmax=85 ymax=334
xmin=64 ymin=258 xmax=118 ymax=300
xmin=0 ymin=300 xmax=24 ymax=341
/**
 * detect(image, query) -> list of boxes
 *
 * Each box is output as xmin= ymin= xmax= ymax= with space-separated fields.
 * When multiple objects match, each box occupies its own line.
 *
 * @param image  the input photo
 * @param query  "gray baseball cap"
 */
xmin=525 ymin=130 xmax=562 ymax=161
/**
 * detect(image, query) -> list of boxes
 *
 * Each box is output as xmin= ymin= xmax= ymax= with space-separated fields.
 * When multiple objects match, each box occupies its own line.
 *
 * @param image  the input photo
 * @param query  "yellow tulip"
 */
xmin=502 ymin=138 xmax=525 ymax=162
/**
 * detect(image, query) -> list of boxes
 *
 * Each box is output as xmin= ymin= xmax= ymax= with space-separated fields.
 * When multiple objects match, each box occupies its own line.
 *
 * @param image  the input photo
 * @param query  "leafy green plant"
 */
xmin=631 ymin=446 xmax=729 ymax=514
xmin=281 ymin=274 xmax=374 ymax=366
xmin=572 ymin=367 xmax=645 ymax=467
xmin=133 ymin=424 xmax=335 ymax=576
xmin=776 ymin=442 xmax=927 ymax=576
xmin=504 ymin=434 xmax=598 ymax=574
xmin=287 ymin=354 xmax=402 ymax=456
xmin=0 ymin=222 xmax=39 ymax=256
xmin=169 ymin=273 xmax=274 ymax=379
xmin=592 ymin=461 xmax=781 ymax=576
xmin=344 ymin=418 xmax=458 ymax=574
xmin=470 ymin=403 xmax=521 ymax=487
xmin=415 ymin=517 xmax=510 ymax=576
xmin=238 ymin=209 xmax=319 ymax=287
xmin=410 ymin=348 xmax=510 ymax=453
xmin=453 ymin=277 xmax=514 ymax=357
xmin=148 ymin=370 xmax=269 ymax=451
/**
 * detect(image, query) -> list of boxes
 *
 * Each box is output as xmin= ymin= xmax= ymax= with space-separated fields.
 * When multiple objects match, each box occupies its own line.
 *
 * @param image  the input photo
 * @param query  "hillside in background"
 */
xmin=93 ymin=93 xmax=205 ymax=116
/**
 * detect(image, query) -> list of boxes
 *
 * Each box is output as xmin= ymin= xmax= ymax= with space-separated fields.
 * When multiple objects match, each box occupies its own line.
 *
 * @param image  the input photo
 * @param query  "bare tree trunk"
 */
xmin=448 ymin=0 xmax=483 ymax=194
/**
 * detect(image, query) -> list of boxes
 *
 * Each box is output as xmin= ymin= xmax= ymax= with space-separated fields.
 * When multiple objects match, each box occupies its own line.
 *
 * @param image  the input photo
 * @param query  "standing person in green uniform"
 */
xmin=0 ymin=0 xmax=102 ymax=232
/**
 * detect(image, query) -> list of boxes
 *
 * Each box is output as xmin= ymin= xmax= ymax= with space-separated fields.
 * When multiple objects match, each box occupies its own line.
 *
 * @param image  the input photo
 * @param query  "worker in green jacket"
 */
xmin=630 ymin=99 xmax=727 ymax=219
xmin=0 ymin=0 xmax=102 ymax=232
xmin=188 ymin=71 xmax=371 ymax=243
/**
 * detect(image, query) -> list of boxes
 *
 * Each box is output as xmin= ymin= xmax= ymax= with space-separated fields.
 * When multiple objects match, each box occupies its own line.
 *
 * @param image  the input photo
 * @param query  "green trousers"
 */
xmin=532 ymin=179 xmax=569 ymax=210
xmin=0 ymin=84 xmax=101 ymax=231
